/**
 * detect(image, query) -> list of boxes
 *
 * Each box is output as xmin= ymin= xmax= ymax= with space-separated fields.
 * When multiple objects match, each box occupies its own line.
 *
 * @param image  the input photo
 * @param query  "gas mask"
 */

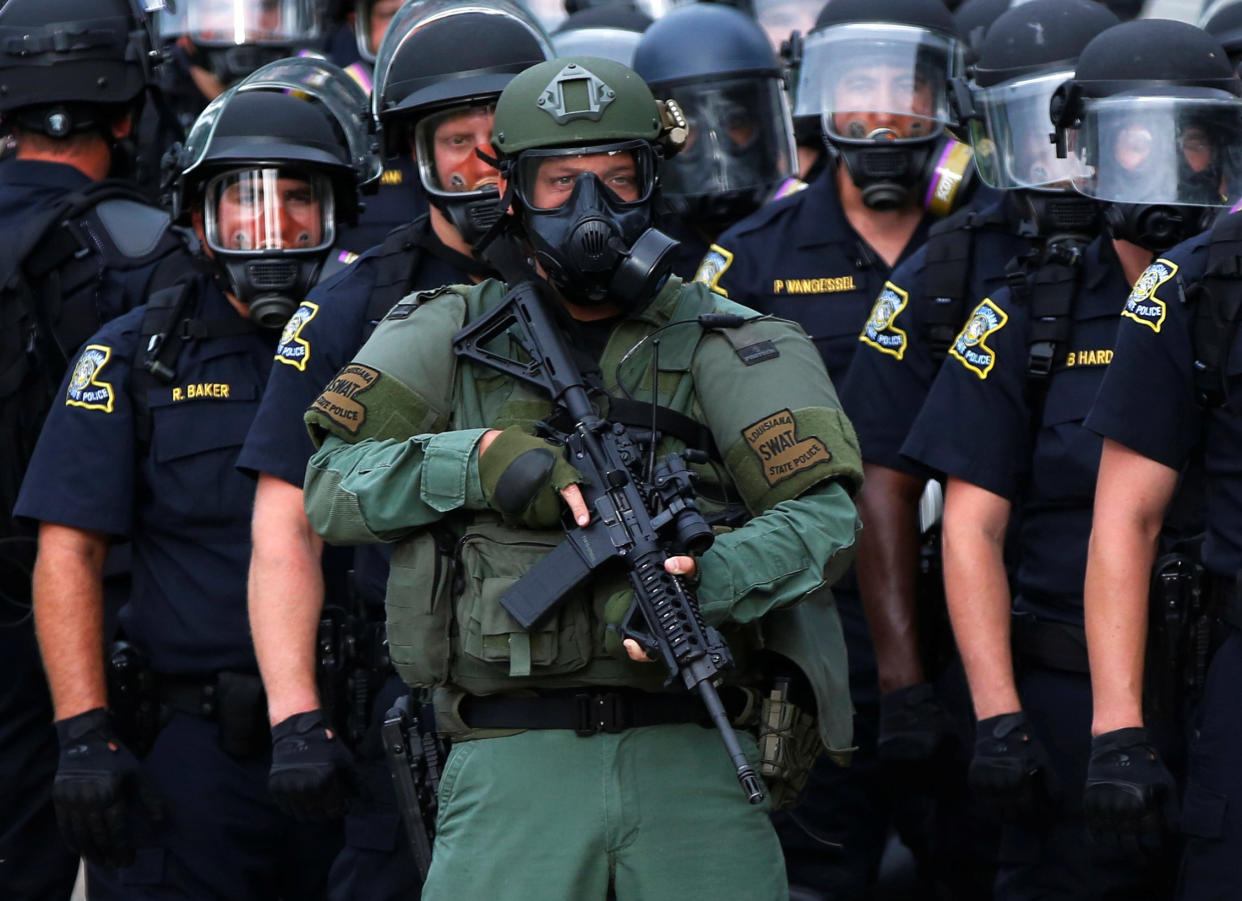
xmin=832 ymin=131 xmax=973 ymax=213
xmin=414 ymin=103 xmax=508 ymax=248
xmin=1013 ymin=190 xmax=1103 ymax=243
xmin=202 ymin=167 xmax=336 ymax=328
xmin=1103 ymin=203 xmax=1218 ymax=254
xmin=517 ymin=164 xmax=678 ymax=309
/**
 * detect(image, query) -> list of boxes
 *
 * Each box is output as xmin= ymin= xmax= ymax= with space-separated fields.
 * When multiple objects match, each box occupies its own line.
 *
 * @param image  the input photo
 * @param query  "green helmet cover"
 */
xmin=493 ymin=56 xmax=662 ymax=154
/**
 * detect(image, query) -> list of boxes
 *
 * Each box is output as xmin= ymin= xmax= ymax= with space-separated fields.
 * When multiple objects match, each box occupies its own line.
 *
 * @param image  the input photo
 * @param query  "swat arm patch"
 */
xmin=1121 ymin=259 xmax=1177 ymax=333
xmin=859 ymin=282 xmax=910 ymax=360
xmin=949 ymin=298 xmax=1008 ymax=379
xmin=66 ymin=344 xmax=115 ymax=413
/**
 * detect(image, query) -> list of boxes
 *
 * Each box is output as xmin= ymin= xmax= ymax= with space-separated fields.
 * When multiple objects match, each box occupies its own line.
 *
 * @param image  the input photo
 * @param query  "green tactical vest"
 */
xmin=318 ymin=276 xmax=858 ymax=754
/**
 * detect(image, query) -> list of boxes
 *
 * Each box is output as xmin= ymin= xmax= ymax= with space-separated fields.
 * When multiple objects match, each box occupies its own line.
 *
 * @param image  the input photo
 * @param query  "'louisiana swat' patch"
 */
xmin=1121 ymin=259 xmax=1177 ymax=333
xmin=311 ymin=364 xmax=380 ymax=435
xmin=860 ymin=282 xmax=910 ymax=359
xmin=66 ymin=344 xmax=115 ymax=412
xmin=742 ymin=408 xmax=831 ymax=487
xmin=276 ymin=302 xmax=318 ymax=371
xmin=949 ymin=299 xmax=1008 ymax=379
xmin=695 ymin=244 xmax=734 ymax=296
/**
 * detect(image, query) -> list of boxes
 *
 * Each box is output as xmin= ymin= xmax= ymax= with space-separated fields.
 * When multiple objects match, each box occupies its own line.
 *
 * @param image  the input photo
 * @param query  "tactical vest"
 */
xmin=355 ymin=278 xmax=855 ymax=754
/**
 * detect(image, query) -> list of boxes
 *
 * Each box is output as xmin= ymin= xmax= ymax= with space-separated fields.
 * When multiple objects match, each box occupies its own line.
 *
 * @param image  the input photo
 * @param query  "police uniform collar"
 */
xmin=792 ymin=170 xmax=856 ymax=251
xmin=2 ymin=158 xmax=93 ymax=190
xmin=413 ymin=213 xmax=496 ymax=281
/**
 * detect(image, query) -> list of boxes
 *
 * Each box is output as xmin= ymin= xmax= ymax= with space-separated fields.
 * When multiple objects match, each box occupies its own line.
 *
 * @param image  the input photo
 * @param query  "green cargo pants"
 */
xmin=422 ymin=723 xmax=787 ymax=900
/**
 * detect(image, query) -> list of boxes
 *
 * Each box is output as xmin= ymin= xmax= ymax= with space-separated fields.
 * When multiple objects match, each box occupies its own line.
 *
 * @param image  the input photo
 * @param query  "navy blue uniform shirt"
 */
xmin=700 ymin=168 xmax=933 ymax=385
xmin=336 ymin=155 xmax=428 ymax=255
xmin=841 ymin=194 xmax=1034 ymax=475
xmin=15 ymin=282 xmax=274 ymax=675
xmin=902 ymin=237 xmax=1130 ymax=623
xmin=237 ymin=215 xmax=469 ymax=606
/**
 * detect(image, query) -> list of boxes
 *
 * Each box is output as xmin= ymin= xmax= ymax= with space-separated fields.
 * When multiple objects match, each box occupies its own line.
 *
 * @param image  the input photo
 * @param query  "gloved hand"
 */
xmin=53 ymin=707 xmax=156 ymax=868
xmin=877 ymin=683 xmax=956 ymax=761
xmin=968 ymin=712 xmax=1057 ymax=821
xmin=1084 ymin=727 xmax=1178 ymax=857
xmin=268 ymin=710 xmax=358 ymax=820
xmin=478 ymin=428 xmax=582 ymax=529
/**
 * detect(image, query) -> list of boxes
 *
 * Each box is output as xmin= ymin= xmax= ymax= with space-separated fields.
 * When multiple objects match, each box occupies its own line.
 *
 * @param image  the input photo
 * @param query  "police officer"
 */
xmin=633 ymin=2 xmax=800 ymax=279
xmin=699 ymin=0 xmax=971 ymax=893
xmin=14 ymin=57 xmax=376 ymax=899
xmin=0 ymin=1 xmax=196 ymax=896
xmin=240 ymin=4 xmax=552 ymax=897
xmin=838 ymin=2 xmax=1119 ymax=896
xmin=302 ymin=54 xmax=861 ymax=901
xmin=901 ymin=19 xmax=1242 ymax=899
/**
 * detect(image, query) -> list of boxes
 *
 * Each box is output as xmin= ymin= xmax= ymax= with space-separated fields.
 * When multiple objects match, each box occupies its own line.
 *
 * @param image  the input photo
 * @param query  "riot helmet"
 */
xmin=354 ymin=0 xmax=405 ymax=63
xmin=552 ymin=5 xmax=653 ymax=66
xmin=1051 ymin=19 xmax=1242 ymax=251
xmin=0 ymin=0 xmax=159 ymax=138
xmin=795 ymin=0 xmax=971 ymax=212
xmin=1201 ymin=0 xmax=1242 ymax=72
xmin=634 ymin=2 xmax=796 ymax=234
xmin=493 ymin=56 xmax=683 ymax=308
xmin=373 ymin=0 xmax=553 ymax=245
xmin=154 ymin=0 xmax=324 ymax=88
xmin=169 ymin=57 xmax=379 ymax=327
xmin=952 ymin=0 xmax=1012 ymax=56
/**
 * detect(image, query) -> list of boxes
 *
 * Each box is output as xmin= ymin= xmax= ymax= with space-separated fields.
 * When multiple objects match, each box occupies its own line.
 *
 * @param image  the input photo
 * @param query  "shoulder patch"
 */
xmin=859 ymin=282 xmax=910 ymax=360
xmin=66 ymin=344 xmax=115 ymax=412
xmin=1121 ymin=259 xmax=1177 ymax=334
xmin=276 ymin=302 xmax=318 ymax=371
xmin=310 ymin=364 xmax=382 ymax=436
xmin=736 ymin=340 xmax=780 ymax=366
xmin=695 ymin=244 xmax=734 ymax=296
xmin=949 ymin=299 xmax=1008 ymax=380
xmin=742 ymin=408 xmax=832 ymax=487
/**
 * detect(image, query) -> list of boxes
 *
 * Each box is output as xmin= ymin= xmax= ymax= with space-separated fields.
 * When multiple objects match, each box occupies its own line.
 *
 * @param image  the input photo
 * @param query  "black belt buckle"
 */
xmin=573 ymin=692 xmax=625 ymax=736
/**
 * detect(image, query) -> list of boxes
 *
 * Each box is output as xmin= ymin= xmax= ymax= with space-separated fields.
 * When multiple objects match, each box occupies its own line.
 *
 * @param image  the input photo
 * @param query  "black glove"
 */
xmin=969 ymin=712 xmax=1057 ymax=821
xmin=1084 ymin=727 xmax=1178 ymax=857
xmin=877 ymin=683 xmax=956 ymax=762
xmin=53 ymin=707 xmax=156 ymax=868
xmin=268 ymin=710 xmax=358 ymax=819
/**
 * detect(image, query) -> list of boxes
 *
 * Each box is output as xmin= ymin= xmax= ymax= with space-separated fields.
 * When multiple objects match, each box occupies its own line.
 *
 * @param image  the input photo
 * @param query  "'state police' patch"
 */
xmin=949 ymin=299 xmax=1008 ymax=380
xmin=1121 ymin=259 xmax=1177 ymax=333
xmin=311 ymin=364 xmax=380 ymax=435
xmin=742 ymin=408 xmax=831 ymax=487
xmin=66 ymin=344 xmax=115 ymax=413
xmin=695 ymin=244 xmax=733 ymax=296
xmin=860 ymin=282 xmax=910 ymax=359
xmin=276 ymin=302 xmax=318 ymax=371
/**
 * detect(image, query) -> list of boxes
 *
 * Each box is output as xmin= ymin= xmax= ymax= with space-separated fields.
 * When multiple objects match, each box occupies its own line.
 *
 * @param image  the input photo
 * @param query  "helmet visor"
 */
xmin=551 ymin=28 xmax=643 ymax=66
xmin=798 ymin=24 xmax=963 ymax=140
xmin=1070 ymin=94 xmax=1242 ymax=206
xmin=413 ymin=102 xmax=500 ymax=198
xmin=753 ymin=0 xmax=823 ymax=51
xmin=968 ymin=70 xmax=1087 ymax=190
xmin=514 ymin=140 xmax=657 ymax=212
xmin=354 ymin=0 xmax=404 ymax=63
xmin=660 ymin=77 xmax=797 ymax=198
xmin=204 ymin=168 xmax=335 ymax=253
xmin=158 ymin=0 xmax=323 ymax=45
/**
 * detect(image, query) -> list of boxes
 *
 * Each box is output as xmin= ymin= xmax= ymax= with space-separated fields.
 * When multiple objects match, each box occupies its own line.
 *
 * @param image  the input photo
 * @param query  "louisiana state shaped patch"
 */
xmin=695 ymin=244 xmax=734 ymax=296
xmin=949 ymin=299 xmax=1008 ymax=379
xmin=860 ymin=282 xmax=910 ymax=359
xmin=276 ymin=302 xmax=319 ymax=371
xmin=1121 ymin=259 xmax=1177 ymax=333
xmin=66 ymin=344 xmax=115 ymax=412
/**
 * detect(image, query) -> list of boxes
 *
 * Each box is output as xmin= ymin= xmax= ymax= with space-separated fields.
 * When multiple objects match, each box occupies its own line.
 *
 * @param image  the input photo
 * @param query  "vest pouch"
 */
xmin=386 ymin=528 xmax=455 ymax=688
xmin=453 ymin=521 xmax=593 ymax=688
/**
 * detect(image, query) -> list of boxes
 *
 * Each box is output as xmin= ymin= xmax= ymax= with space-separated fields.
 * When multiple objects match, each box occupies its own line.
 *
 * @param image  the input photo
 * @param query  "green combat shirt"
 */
xmin=302 ymin=275 xmax=863 ymax=753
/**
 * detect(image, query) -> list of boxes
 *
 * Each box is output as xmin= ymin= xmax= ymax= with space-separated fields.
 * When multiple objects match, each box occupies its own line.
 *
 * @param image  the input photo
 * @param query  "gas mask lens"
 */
xmin=413 ymin=103 xmax=499 ymax=198
xmin=515 ymin=141 xmax=657 ymax=213
xmin=204 ymin=168 xmax=334 ymax=254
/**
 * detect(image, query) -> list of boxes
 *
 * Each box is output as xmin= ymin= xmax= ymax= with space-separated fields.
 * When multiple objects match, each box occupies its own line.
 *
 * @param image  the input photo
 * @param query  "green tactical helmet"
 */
xmin=493 ymin=56 xmax=662 ymax=154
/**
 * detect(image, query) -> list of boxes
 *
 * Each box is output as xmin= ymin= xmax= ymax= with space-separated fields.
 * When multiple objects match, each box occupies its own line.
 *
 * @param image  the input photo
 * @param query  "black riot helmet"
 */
xmin=169 ymin=57 xmax=380 ymax=328
xmin=0 ymin=0 xmax=159 ymax=137
xmin=795 ymin=0 xmax=974 ymax=213
xmin=552 ymin=5 xmax=653 ymax=66
xmin=1050 ymin=19 xmax=1242 ymax=252
xmin=1201 ymin=0 xmax=1242 ymax=71
xmin=952 ymin=0 xmax=1012 ymax=56
xmin=634 ymin=2 xmax=797 ymax=235
xmin=372 ymin=0 xmax=554 ymax=245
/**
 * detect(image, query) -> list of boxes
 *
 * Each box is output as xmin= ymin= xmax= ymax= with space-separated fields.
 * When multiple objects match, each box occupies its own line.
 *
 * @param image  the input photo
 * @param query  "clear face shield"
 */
xmin=753 ymin=0 xmax=823 ymax=51
xmin=969 ymin=70 xmax=1090 ymax=190
xmin=412 ymin=102 xmax=500 ymax=199
xmin=659 ymin=76 xmax=797 ymax=199
xmin=204 ymin=168 xmax=334 ymax=254
xmin=157 ymin=0 xmax=323 ymax=46
xmin=513 ymin=140 xmax=658 ymax=212
xmin=354 ymin=0 xmax=404 ymax=63
xmin=798 ymin=23 xmax=962 ymax=143
xmin=1069 ymin=94 xmax=1242 ymax=207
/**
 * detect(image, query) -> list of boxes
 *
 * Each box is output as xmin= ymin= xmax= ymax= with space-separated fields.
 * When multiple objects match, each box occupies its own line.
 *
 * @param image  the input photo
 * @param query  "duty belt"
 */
xmin=458 ymin=687 xmax=749 ymax=737
xmin=1010 ymin=612 xmax=1089 ymax=674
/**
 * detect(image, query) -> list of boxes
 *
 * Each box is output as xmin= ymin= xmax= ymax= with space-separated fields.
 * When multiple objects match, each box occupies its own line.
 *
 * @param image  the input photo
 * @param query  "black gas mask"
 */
xmin=1013 ymin=190 xmax=1103 ymax=243
xmin=518 ymin=168 xmax=679 ymax=309
xmin=1103 ymin=203 xmax=1218 ymax=254
xmin=832 ymin=131 xmax=973 ymax=214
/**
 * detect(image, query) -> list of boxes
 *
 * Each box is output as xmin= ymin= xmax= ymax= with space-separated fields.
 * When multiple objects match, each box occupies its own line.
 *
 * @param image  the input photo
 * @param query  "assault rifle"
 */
xmin=453 ymin=271 xmax=766 ymax=805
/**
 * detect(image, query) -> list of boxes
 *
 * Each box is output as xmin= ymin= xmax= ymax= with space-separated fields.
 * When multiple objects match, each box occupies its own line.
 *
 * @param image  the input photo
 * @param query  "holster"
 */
xmin=106 ymin=641 xmax=160 ymax=757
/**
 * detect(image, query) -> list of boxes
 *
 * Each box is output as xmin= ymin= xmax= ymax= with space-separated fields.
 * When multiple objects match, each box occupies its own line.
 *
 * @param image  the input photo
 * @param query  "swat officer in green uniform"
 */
xmin=302 ymin=56 xmax=863 ymax=901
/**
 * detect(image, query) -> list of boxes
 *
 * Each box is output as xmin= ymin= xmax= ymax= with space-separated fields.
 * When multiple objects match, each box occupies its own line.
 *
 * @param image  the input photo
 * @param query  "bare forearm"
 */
xmin=856 ymin=464 xmax=926 ymax=692
xmin=32 ymin=524 xmax=108 ymax=720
